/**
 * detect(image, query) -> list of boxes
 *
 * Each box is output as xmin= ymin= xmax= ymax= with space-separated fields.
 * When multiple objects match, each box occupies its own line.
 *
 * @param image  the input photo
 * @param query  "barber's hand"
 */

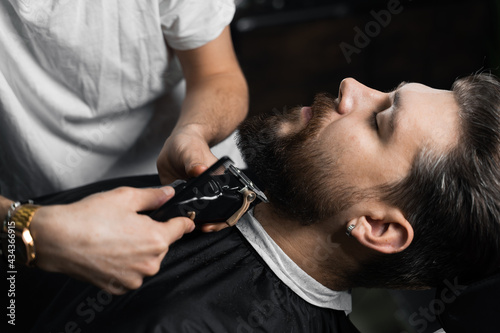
xmin=30 ymin=186 xmax=195 ymax=295
xmin=157 ymin=125 xmax=231 ymax=233
xmin=157 ymin=125 xmax=218 ymax=184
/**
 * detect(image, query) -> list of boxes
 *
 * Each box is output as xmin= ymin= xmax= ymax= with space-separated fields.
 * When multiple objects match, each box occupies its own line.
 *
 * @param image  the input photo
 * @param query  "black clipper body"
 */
xmin=149 ymin=157 xmax=268 ymax=226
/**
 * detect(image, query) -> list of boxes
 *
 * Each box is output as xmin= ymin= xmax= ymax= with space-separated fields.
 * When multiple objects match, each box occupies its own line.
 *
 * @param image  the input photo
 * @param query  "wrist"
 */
xmin=175 ymin=122 xmax=208 ymax=137
xmin=29 ymin=204 xmax=73 ymax=273
xmin=174 ymin=122 xmax=215 ymax=145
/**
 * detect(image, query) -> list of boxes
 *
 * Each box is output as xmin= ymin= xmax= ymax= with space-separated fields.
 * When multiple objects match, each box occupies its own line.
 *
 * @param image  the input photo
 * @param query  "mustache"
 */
xmin=302 ymin=92 xmax=337 ymax=136
xmin=236 ymin=91 xmax=338 ymax=147
xmin=311 ymin=92 xmax=337 ymax=119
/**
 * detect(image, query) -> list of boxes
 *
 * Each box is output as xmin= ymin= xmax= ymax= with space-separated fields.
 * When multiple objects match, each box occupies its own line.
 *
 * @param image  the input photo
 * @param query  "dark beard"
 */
xmin=237 ymin=93 xmax=352 ymax=224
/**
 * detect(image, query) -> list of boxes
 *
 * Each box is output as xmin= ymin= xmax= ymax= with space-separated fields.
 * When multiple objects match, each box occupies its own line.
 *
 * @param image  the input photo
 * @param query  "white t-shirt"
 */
xmin=0 ymin=0 xmax=238 ymax=199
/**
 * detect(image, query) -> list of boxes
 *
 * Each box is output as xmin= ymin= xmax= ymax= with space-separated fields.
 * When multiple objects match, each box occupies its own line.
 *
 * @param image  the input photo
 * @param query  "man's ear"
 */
xmin=348 ymin=202 xmax=414 ymax=254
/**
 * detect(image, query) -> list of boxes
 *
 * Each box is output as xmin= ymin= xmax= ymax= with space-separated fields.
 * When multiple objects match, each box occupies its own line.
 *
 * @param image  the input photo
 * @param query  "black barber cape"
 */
xmin=1 ymin=175 xmax=359 ymax=333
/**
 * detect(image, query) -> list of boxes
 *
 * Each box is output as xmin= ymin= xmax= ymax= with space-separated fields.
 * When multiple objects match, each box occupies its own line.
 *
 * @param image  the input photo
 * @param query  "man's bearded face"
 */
xmin=237 ymin=93 xmax=355 ymax=224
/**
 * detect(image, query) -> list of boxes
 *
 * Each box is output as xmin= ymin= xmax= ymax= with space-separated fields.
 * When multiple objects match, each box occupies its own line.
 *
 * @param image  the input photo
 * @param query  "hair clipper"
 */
xmin=149 ymin=157 xmax=268 ymax=226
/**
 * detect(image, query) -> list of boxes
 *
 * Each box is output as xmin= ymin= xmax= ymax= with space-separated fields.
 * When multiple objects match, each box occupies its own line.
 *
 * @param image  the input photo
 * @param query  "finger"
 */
xmin=157 ymin=150 xmax=182 ymax=184
xmin=200 ymin=222 xmax=230 ymax=233
xmin=119 ymin=186 xmax=175 ymax=212
xmin=103 ymin=281 xmax=129 ymax=296
xmin=158 ymin=156 xmax=182 ymax=184
xmin=87 ymin=273 xmax=130 ymax=296
xmin=160 ymin=217 xmax=196 ymax=245
xmin=186 ymin=152 xmax=218 ymax=178
xmin=187 ymin=163 xmax=208 ymax=178
xmin=157 ymin=159 xmax=179 ymax=185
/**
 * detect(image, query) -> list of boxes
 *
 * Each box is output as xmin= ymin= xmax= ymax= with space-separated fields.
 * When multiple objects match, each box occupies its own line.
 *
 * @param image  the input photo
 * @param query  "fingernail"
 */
xmin=160 ymin=186 xmax=174 ymax=196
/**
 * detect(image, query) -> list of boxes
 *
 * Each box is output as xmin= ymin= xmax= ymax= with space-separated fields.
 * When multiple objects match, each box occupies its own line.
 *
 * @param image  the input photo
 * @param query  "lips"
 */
xmin=301 ymin=106 xmax=313 ymax=124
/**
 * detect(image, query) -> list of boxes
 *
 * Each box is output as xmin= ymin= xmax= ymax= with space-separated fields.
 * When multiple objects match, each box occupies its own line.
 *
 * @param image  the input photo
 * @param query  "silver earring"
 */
xmin=346 ymin=224 xmax=356 ymax=237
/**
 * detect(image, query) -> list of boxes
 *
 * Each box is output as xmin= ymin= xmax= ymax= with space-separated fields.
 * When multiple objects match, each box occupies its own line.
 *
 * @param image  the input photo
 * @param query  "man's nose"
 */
xmin=337 ymin=78 xmax=386 ymax=115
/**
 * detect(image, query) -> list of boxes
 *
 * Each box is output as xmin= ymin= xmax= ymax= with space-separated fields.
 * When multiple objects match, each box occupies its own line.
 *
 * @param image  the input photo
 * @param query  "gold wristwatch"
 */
xmin=1 ymin=201 xmax=41 ymax=266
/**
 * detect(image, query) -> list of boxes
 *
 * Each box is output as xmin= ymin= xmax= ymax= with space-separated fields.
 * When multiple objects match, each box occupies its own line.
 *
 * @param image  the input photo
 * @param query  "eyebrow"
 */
xmin=387 ymin=81 xmax=408 ymax=136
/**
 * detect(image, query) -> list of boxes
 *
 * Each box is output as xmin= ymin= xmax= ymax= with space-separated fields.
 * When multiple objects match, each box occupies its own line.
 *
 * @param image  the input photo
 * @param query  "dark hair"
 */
xmin=352 ymin=73 xmax=500 ymax=289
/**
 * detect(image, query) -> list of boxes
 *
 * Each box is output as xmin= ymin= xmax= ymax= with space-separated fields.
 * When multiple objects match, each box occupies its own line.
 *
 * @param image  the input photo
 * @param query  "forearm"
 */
xmin=2 ymin=187 xmax=194 ymax=294
xmin=157 ymin=26 xmax=249 ymax=182
xmin=175 ymin=70 xmax=248 ymax=147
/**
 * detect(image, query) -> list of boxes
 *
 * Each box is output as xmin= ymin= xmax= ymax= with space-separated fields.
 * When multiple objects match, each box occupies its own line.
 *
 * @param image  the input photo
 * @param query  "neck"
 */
xmin=253 ymin=203 xmax=355 ymax=291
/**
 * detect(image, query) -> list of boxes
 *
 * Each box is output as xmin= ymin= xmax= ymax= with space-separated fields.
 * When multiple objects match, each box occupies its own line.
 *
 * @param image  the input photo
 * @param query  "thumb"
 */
xmin=160 ymin=217 xmax=196 ymax=245
xmin=126 ymin=186 xmax=175 ymax=212
xmin=187 ymin=163 xmax=209 ymax=178
xmin=185 ymin=151 xmax=219 ymax=178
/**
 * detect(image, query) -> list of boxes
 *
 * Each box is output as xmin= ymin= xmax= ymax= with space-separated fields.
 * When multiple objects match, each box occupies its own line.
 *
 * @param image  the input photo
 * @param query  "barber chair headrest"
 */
xmin=437 ymin=272 xmax=500 ymax=333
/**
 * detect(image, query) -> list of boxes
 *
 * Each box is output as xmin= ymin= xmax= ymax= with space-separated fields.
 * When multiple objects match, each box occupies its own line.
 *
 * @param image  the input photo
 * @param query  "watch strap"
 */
xmin=2 ymin=201 xmax=41 ymax=266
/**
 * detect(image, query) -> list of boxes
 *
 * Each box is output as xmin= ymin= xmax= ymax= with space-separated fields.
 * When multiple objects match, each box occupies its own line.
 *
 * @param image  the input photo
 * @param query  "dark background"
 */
xmin=230 ymin=1 xmax=499 ymax=332
xmin=231 ymin=0 xmax=499 ymax=118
